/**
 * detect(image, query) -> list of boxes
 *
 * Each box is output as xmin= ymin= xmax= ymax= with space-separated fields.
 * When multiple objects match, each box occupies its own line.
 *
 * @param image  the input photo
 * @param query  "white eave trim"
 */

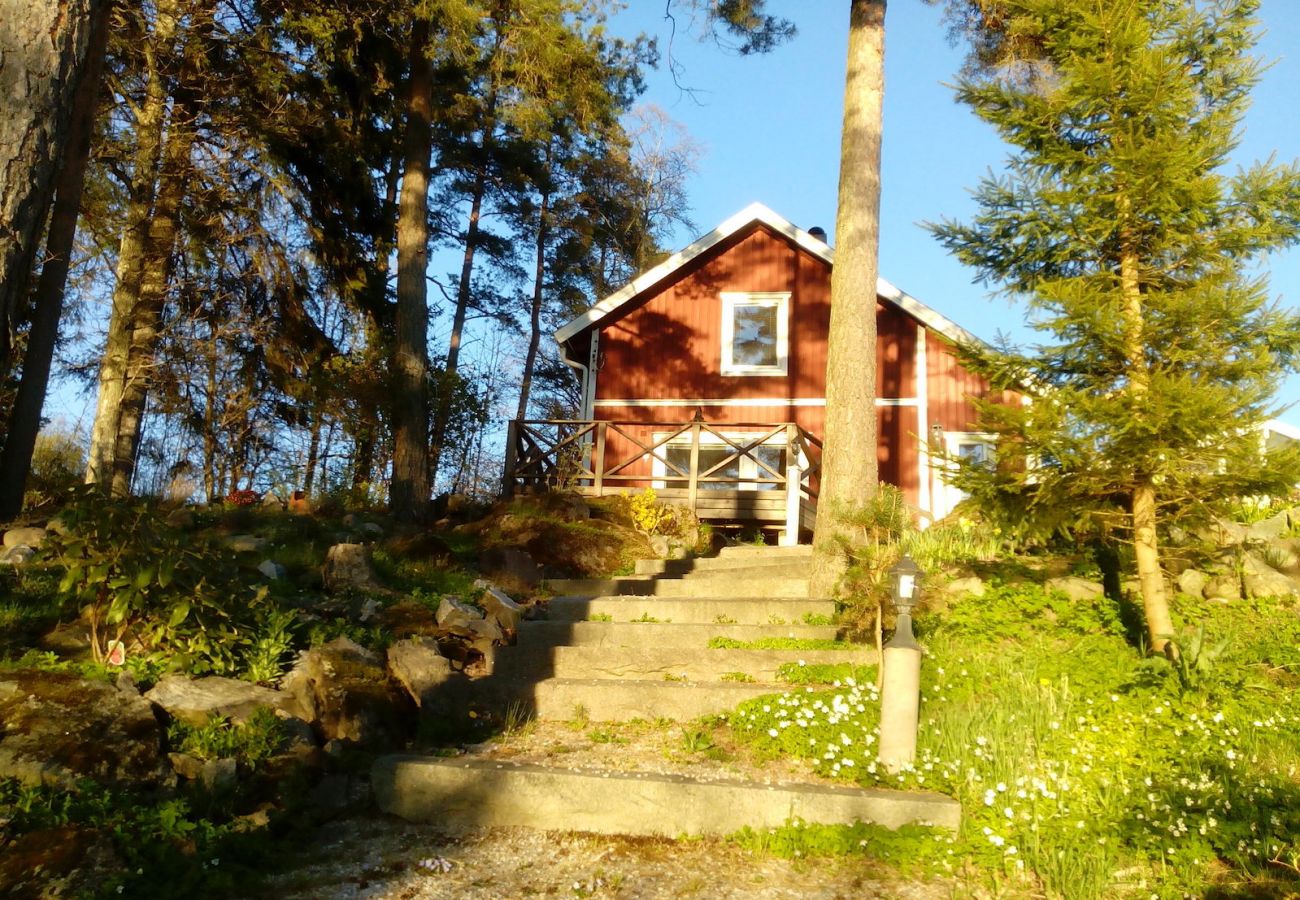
xmin=554 ymin=202 xmax=831 ymax=346
xmin=1264 ymin=418 xmax=1300 ymax=441
xmin=875 ymin=277 xmax=986 ymax=349
xmin=554 ymin=202 xmax=991 ymax=353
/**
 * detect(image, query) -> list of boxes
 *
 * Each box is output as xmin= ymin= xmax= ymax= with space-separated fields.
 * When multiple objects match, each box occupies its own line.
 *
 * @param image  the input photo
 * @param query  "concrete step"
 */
xmin=633 ymin=555 xmax=812 ymax=576
xmin=374 ymin=757 xmax=961 ymax=836
xmin=544 ymin=596 xmax=834 ymax=626
xmin=546 ymin=575 xmax=811 ymax=598
xmin=516 ymin=620 xmax=843 ymax=649
xmin=495 ymin=645 xmax=875 ymax=681
xmin=716 ymin=544 xmax=815 ymax=559
xmin=526 ymin=676 xmax=788 ymax=721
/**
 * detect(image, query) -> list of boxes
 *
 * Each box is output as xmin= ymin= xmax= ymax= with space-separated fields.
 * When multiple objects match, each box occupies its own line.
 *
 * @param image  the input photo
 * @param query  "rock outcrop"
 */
xmin=0 ymin=671 xmax=167 ymax=788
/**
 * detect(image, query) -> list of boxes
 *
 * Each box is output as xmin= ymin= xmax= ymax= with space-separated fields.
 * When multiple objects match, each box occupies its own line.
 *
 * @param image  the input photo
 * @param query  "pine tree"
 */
xmin=930 ymin=0 xmax=1300 ymax=653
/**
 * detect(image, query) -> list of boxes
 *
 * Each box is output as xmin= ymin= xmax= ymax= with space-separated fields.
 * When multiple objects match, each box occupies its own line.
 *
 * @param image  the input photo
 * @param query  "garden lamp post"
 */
xmin=878 ymin=555 xmax=923 ymax=773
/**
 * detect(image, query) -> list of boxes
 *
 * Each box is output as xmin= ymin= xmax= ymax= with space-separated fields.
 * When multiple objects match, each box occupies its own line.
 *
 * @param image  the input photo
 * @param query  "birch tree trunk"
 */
xmin=390 ymin=17 xmax=434 ymax=523
xmin=810 ymin=0 xmax=886 ymax=597
xmin=0 ymin=0 xmax=107 ymax=379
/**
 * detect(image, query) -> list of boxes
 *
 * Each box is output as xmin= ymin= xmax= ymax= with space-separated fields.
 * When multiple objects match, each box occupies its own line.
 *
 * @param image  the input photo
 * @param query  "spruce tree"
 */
xmin=931 ymin=0 xmax=1300 ymax=653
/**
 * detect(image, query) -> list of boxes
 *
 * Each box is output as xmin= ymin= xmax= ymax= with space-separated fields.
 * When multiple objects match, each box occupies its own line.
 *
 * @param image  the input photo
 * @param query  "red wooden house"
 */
xmin=504 ymin=203 xmax=1013 ymax=543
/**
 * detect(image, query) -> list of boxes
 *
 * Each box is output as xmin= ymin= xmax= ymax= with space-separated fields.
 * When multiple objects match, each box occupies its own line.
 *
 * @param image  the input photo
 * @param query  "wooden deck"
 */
xmin=503 ymin=420 xmax=821 ymax=544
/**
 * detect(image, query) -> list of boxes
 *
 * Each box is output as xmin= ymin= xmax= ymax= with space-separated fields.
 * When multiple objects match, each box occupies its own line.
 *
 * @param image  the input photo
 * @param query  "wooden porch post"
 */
xmin=593 ymin=421 xmax=606 ymax=497
xmin=503 ymin=420 xmax=519 ymax=498
xmin=782 ymin=423 xmax=801 ymax=546
xmin=687 ymin=421 xmax=701 ymax=514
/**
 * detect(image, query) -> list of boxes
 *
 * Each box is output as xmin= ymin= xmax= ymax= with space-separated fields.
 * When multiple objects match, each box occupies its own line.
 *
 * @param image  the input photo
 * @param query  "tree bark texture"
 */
xmin=1119 ymin=239 xmax=1174 ymax=653
xmin=0 ymin=0 xmax=111 ymax=518
xmin=390 ymin=17 xmax=434 ymax=523
xmin=516 ymin=170 xmax=551 ymax=422
xmin=0 ymin=0 xmax=107 ymax=380
xmin=84 ymin=0 xmax=181 ymax=488
xmin=429 ymin=166 xmax=487 ymax=484
xmin=106 ymin=107 xmax=194 ymax=498
xmin=810 ymin=0 xmax=886 ymax=598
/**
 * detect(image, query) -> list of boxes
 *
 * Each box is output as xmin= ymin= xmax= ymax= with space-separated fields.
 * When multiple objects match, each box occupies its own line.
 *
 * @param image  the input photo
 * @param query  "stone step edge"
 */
xmin=543 ymin=596 xmax=835 ymax=625
xmin=516 ymin=621 xmax=847 ymax=648
xmin=373 ymin=756 xmax=960 ymax=836
xmin=544 ymin=583 xmax=815 ymax=600
xmin=501 ymin=647 xmax=878 ymax=676
xmin=522 ymin=677 xmax=806 ymax=722
xmin=634 ymin=557 xmax=813 ymax=575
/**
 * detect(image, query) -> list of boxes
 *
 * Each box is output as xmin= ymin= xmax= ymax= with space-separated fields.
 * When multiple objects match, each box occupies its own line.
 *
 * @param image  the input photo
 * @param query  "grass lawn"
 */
xmin=727 ymin=581 xmax=1300 ymax=898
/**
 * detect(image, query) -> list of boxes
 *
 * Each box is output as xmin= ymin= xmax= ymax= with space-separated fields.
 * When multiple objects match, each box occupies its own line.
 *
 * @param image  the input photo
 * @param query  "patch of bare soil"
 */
xmin=264 ymin=816 xmax=951 ymax=899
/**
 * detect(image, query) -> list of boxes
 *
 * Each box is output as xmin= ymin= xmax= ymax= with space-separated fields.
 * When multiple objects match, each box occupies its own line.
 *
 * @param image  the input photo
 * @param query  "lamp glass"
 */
xmin=897 ymin=573 xmax=915 ymax=601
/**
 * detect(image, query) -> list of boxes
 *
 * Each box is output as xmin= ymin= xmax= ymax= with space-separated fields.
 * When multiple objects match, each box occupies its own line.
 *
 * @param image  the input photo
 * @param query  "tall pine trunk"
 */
xmin=85 ymin=0 xmax=180 ymax=488
xmin=0 ymin=0 xmax=111 ymax=518
xmin=516 ymin=173 xmax=551 ymax=422
xmin=429 ymin=166 xmax=486 ymax=484
xmin=390 ymin=17 xmax=434 ymax=523
xmin=810 ymin=0 xmax=885 ymax=596
xmin=430 ymin=88 xmax=498 ymax=486
xmin=0 ymin=0 xmax=107 ymax=381
xmin=105 ymin=109 xmax=193 ymax=497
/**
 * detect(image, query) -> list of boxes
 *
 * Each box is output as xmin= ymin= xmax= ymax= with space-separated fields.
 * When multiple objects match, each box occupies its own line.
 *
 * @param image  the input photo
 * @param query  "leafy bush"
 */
xmin=624 ymin=487 xmax=698 ymax=541
xmin=40 ymin=488 xmax=287 ymax=676
xmin=932 ymin=580 xmax=1124 ymax=643
xmin=23 ymin=427 xmax=85 ymax=507
xmin=0 ymin=777 xmax=279 ymax=898
xmin=167 ymin=708 xmax=287 ymax=767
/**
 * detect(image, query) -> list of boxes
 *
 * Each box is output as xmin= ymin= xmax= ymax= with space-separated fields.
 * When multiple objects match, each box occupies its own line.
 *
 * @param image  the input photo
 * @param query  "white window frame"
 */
xmin=933 ymin=431 xmax=996 ymax=521
xmin=720 ymin=292 xmax=789 ymax=376
xmin=650 ymin=430 xmax=801 ymax=492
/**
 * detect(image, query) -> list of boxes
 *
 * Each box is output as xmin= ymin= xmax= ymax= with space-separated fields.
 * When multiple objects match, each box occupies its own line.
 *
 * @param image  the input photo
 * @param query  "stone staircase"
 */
xmin=373 ymin=544 xmax=960 ymax=837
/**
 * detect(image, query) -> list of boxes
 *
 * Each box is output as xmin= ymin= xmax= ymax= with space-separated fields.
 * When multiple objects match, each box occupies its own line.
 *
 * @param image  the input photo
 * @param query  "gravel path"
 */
xmin=262 ymin=815 xmax=953 ymax=899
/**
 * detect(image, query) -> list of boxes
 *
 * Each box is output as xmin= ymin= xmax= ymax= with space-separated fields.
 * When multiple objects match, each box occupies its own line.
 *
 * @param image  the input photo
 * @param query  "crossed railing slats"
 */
xmin=503 ymin=419 xmax=822 ymax=503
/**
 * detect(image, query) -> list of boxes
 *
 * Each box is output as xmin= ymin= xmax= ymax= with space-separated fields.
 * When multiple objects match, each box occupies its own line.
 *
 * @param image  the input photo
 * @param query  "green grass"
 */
xmin=776 ymin=661 xmax=876 ymax=685
xmin=707 ymin=637 xmax=855 ymax=650
xmin=0 ymin=569 xmax=64 ymax=657
xmin=727 ymin=583 xmax=1300 ymax=898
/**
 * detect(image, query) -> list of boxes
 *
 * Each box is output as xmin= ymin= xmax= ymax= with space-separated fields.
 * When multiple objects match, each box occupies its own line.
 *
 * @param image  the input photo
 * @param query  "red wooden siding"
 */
xmin=596 ymin=223 xmax=918 ymax=405
xmin=924 ymin=330 xmax=1019 ymax=432
xmin=597 ymin=224 xmax=827 ymax=402
xmin=876 ymin=305 xmax=915 ymax=399
xmin=574 ymin=218 xmax=1009 ymax=510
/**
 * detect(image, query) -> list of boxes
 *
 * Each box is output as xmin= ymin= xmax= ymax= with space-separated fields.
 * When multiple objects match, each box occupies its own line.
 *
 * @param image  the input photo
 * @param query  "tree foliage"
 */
xmin=930 ymin=0 xmax=1300 ymax=648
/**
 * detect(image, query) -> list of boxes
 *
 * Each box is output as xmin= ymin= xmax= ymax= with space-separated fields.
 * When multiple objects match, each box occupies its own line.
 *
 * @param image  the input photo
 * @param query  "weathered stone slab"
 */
xmin=545 ymin=596 xmax=833 ymax=626
xmin=0 ymin=671 xmax=166 ymax=788
xmin=145 ymin=675 xmax=290 ymax=726
xmin=373 ymin=757 xmax=960 ymax=835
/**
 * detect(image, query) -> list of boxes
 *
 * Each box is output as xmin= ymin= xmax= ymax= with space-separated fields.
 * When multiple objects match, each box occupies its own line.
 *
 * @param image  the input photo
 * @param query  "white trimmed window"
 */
xmin=933 ymin=431 xmax=996 ymax=521
xmin=651 ymin=430 xmax=794 ymax=492
xmin=721 ymin=292 xmax=789 ymax=376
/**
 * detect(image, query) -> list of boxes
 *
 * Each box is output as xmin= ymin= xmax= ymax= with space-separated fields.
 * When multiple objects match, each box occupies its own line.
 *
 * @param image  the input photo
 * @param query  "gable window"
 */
xmin=721 ymin=292 xmax=789 ymax=376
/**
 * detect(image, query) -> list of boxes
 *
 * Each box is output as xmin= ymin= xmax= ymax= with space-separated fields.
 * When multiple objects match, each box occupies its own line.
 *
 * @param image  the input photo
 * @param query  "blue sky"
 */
xmin=610 ymin=1 xmax=1300 ymax=424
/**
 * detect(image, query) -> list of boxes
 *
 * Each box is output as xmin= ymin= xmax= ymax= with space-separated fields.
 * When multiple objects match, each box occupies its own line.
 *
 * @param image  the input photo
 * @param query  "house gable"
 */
xmin=556 ymin=202 xmax=985 ymax=362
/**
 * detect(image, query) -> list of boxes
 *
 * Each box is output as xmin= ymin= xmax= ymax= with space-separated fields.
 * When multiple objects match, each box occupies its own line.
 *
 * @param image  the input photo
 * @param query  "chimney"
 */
xmin=808 ymin=226 xmax=828 ymax=243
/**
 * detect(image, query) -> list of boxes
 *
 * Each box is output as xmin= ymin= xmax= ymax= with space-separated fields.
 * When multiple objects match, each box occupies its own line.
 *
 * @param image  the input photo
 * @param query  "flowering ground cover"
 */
xmin=728 ymin=582 xmax=1300 ymax=898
